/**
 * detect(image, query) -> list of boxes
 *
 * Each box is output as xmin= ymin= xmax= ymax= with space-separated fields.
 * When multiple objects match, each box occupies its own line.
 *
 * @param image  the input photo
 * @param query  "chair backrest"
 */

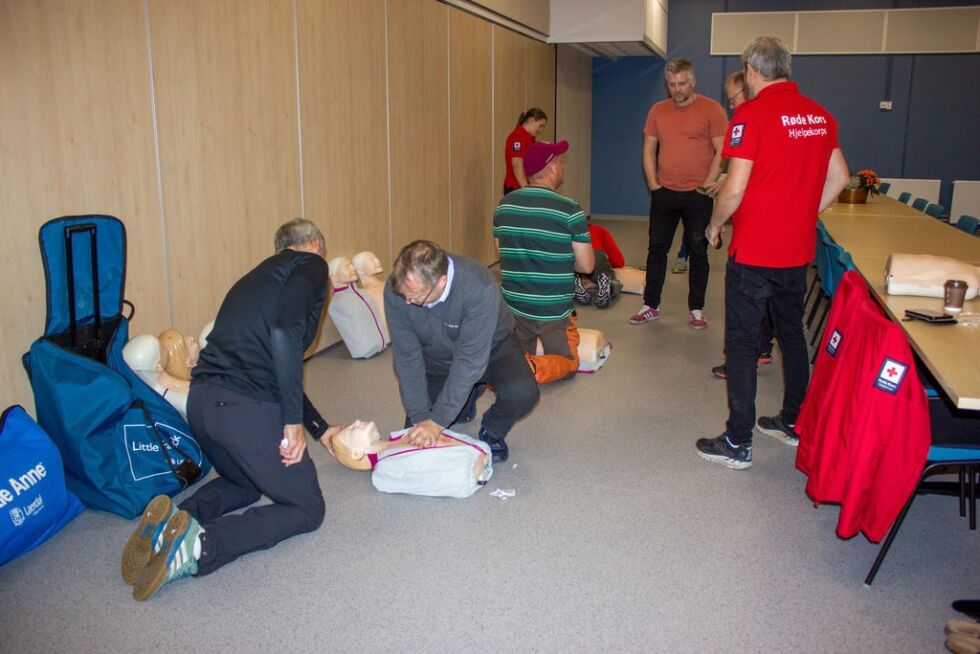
xmin=823 ymin=242 xmax=847 ymax=296
xmin=924 ymin=203 xmax=944 ymax=219
xmin=911 ymin=197 xmax=928 ymax=211
xmin=879 ymin=182 xmax=891 ymax=195
xmin=955 ymin=215 xmax=979 ymax=235
xmin=898 ymin=192 xmax=911 ymax=203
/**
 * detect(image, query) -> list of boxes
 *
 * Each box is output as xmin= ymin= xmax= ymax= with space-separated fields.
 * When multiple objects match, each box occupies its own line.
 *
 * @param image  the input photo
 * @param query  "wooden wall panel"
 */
xmin=449 ymin=9 xmax=494 ymax=263
xmin=297 ymin=0 xmax=388 ymax=263
xmin=493 ymin=26 xmax=526 ymax=202
xmin=555 ymin=44 xmax=592 ymax=213
xmin=525 ymin=40 xmax=556 ymax=144
xmin=148 ymin=0 xmax=301 ymax=335
xmin=387 ymin=0 xmax=450 ymax=258
xmin=0 ymin=0 xmax=167 ymax=411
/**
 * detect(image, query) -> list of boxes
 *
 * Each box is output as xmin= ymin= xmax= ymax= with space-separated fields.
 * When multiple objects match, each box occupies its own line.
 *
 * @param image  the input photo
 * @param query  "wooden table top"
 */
xmin=820 ymin=199 xmax=980 ymax=410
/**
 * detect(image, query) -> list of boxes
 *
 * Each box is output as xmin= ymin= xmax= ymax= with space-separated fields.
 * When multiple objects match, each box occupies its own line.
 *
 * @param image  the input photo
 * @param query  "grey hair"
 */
xmin=274 ymin=218 xmax=324 ymax=255
xmin=391 ymin=240 xmax=449 ymax=293
xmin=742 ymin=36 xmax=792 ymax=81
xmin=664 ymin=58 xmax=695 ymax=78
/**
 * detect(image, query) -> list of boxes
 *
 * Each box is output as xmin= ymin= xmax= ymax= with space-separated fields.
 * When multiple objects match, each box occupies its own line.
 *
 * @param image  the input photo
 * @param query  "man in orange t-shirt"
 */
xmin=630 ymin=59 xmax=728 ymax=330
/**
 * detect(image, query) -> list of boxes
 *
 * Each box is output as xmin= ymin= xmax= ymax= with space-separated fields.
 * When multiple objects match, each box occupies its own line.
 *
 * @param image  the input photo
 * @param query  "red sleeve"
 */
xmin=589 ymin=225 xmax=625 ymax=268
xmin=721 ymin=105 xmax=758 ymax=162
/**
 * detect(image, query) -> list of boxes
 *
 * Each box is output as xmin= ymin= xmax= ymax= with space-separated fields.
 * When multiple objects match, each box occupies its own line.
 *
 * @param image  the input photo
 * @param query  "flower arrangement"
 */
xmin=847 ymin=169 xmax=881 ymax=196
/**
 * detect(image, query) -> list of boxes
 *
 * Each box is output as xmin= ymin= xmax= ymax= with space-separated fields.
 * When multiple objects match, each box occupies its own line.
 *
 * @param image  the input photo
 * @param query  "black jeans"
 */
xmin=724 ymin=259 xmax=809 ymax=445
xmin=644 ymin=188 xmax=712 ymax=310
xmin=180 ymin=381 xmax=325 ymax=576
xmin=409 ymin=334 xmax=539 ymax=442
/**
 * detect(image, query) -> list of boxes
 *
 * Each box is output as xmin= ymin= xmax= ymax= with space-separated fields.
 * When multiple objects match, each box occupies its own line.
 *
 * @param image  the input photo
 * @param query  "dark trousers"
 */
xmin=416 ymin=334 xmax=539 ymax=442
xmin=644 ymin=188 xmax=712 ymax=310
xmin=180 ymin=381 xmax=325 ymax=576
xmin=724 ymin=259 xmax=810 ymax=445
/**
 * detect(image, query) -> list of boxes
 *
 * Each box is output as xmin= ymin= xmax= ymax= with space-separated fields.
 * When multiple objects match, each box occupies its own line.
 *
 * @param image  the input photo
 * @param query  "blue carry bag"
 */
xmin=0 ymin=405 xmax=84 ymax=566
xmin=22 ymin=215 xmax=210 ymax=519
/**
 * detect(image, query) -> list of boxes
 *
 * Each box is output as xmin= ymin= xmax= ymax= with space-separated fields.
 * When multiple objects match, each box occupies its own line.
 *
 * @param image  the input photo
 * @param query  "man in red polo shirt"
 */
xmin=695 ymin=36 xmax=849 ymax=470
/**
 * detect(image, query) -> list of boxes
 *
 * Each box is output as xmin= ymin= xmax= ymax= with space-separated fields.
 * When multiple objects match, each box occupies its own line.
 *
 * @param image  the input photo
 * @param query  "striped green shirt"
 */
xmin=493 ymin=186 xmax=590 ymax=321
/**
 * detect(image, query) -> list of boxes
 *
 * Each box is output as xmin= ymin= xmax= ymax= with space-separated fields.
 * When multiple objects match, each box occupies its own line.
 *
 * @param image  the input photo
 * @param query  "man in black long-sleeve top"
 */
xmin=385 ymin=240 xmax=539 ymax=463
xmin=128 ymin=218 xmax=342 ymax=601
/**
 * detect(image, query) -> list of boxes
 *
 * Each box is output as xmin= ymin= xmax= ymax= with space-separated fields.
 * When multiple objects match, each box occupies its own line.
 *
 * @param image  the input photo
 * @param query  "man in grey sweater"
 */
xmin=384 ymin=240 xmax=539 ymax=462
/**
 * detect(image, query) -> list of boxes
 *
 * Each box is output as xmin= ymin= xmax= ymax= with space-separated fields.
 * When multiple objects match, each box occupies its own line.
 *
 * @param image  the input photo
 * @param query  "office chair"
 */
xmin=898 ymin=192 xmax=912 ymax=204
xmin=912 ymin=197 xmax=928 ymax=211
xmin=955 ymin=215 xmax=978 ymax=235
xmin=878 ymin=182 xmax=890 ymax=195
xmin=925 ymin=203 xmax=944 ymax=220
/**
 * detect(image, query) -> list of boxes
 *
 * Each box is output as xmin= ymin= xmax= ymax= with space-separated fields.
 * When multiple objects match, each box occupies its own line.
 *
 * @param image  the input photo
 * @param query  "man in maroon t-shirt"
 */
xmin=695 ymin=36 xmax=849 ymax=470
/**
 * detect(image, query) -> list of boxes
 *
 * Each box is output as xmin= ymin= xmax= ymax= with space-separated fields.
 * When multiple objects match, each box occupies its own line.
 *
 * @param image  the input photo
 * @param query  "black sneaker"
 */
xmin=573 ymin=275 xmax=592 ymax=305
xmin=756 ymin=413 xmax=799 ymax=447
xmin=594 ymin=272 xmax=612 ymax=308
xmin=479 ymin=427 xmax=509 ymax=463
xmin=711 ymin=363 xmax=727 ymax=379
xmin=695 ymin=434 xmax=752 ymax=470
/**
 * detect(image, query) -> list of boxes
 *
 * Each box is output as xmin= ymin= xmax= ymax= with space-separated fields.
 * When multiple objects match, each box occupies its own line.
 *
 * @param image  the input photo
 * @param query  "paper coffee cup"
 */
xmin=944 ymin=279 xmax=968 ymax=314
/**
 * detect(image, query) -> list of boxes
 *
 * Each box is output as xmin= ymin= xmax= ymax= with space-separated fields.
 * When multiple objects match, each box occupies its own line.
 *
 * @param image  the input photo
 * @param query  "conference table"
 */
xmin=820 ymin=194 xmax=980 ymax=410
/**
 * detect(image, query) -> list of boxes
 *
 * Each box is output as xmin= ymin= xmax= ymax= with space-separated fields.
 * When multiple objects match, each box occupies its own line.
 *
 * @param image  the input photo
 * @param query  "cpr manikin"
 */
xmin=329 ymin=420 xmax=492 ymax=498
xmin=613 ymin=267 xmax=646 ymax=295
xmin=535 ymin=327 xmax=612 ymax=373
xmin=885 ymin=254 xmax=979 ymax=300
xmin=327 ymin=256 xmax=388 ymax=359
xmin=122 ymin=334 xmax=190 ymax=419
xmin=158 ymin=329 xmax=202 ymax=381
xmin=352 ymin=251 xmax=389 ymax=337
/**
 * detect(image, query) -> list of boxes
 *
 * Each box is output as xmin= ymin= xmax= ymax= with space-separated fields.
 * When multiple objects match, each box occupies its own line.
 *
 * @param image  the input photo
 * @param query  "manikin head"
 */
xmin=199 ymin=320 xmax=215 ymax=350
xmin=328 ymin=256 xmax=358 ymax=286
xmin=352 ymin=251 xmax=383 ymax=277
xmin=331 ymin=420 xmax=382 ymax=471
xmin=123 ymin=334 xmax=167 ymax=374
xmin=158 ymin=329 xmax=201 ymax=381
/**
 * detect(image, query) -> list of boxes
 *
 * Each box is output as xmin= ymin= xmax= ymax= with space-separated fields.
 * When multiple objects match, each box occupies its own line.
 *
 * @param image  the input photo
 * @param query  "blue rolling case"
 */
xmin=22 ymin=215 xmax=210 ymax=519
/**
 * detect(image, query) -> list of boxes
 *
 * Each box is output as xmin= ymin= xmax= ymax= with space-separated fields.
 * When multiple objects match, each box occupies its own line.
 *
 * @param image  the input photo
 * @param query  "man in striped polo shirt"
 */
xmin=493 ymin=140 xmax=595 ymax=384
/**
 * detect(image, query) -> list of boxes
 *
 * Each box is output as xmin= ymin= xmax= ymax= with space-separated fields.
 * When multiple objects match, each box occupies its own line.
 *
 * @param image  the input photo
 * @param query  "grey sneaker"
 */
xmin=594 ymin=272 xmax=612 ymax=308
xmin=695 ymin=434 xmax=752 ymax=470
xmin=756 ymin=413 xmax=799 ymax=447
xmin=671 ymin=256 xmax=689 ymax=273
xmin=573 ymin=275 xmax=592 ymax=305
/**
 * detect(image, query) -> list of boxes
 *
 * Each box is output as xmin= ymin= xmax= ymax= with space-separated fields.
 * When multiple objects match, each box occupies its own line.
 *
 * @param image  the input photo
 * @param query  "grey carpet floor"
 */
xmin=1 ymin=218 xmax=976 ymax=653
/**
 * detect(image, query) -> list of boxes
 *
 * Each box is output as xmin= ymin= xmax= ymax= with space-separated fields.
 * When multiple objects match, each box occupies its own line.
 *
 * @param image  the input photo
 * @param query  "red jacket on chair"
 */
xmin=796 ymin=277 xmax=931 ymax=543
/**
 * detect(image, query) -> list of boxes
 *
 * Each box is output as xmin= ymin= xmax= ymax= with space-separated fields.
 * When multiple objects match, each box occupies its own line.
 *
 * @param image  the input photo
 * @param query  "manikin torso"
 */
xmin=122 ymin=334 xmax=190 ymax=419
xmin=330 ymin=419 xmax=491 ymax=498
xmin=885 ymin=254 xmax=980 ymax=300
xmin=352 ymin=251 xmax=389 ymax=335
xmin=327 ymin=256 xmax=388 ymax=358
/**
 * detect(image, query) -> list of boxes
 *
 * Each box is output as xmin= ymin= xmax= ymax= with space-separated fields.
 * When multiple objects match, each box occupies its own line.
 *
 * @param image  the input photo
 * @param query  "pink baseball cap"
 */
xmin=523 ymin=140 xmax=569 ymax=178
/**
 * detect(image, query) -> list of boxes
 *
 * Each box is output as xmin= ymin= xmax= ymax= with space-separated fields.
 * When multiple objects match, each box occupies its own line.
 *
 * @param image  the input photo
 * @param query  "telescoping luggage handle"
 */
xmin=64 ymin=223 xmax=101 ymax=352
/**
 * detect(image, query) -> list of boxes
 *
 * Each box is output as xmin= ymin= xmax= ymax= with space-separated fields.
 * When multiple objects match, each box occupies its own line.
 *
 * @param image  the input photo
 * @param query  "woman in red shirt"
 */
xmin=503 ymin=108 xmax=548 ymax=195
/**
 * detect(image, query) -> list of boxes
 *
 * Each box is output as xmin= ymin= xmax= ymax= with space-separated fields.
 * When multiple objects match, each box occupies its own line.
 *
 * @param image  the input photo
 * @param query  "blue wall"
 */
xmin=591 ymin=0 xmax=980 ymax=216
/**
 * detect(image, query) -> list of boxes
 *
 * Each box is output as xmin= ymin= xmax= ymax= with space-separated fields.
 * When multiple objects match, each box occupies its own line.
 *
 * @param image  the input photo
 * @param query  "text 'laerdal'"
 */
xmin=781 ymin=114 xmax=827 ymax=126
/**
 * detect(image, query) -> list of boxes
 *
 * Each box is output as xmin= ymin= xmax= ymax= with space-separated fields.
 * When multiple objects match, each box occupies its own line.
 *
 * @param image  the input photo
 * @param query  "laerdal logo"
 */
xmin=9 ymin=507 xmax=25 ymax=527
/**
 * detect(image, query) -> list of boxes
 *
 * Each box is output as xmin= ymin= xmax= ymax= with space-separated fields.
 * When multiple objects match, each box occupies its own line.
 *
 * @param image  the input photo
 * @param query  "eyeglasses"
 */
xmin=727 ymin=88 xmax=745 ymax=104
xmin=400 ymin=284 xmax=435 ymax=307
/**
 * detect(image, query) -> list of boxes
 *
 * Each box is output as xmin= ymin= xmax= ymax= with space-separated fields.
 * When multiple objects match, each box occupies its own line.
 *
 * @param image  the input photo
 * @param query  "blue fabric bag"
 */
xmin=0 ymin=405 xmax=84 ymax=566
xmin=22 ymin=215 xmax=210 ymax=519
